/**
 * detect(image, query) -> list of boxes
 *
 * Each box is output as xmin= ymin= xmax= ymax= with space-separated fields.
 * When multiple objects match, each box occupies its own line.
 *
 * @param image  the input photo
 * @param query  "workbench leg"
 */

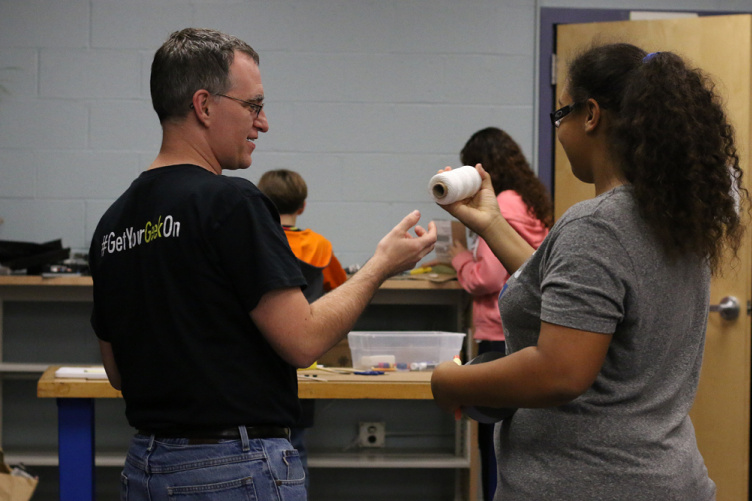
xmin=57 ymin=398 xmax=95 ymax=501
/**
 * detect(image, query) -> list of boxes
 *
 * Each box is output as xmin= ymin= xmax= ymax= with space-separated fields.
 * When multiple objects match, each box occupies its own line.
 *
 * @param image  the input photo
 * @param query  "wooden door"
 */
xmin=554 ymin=15 xmax=752 ymax=501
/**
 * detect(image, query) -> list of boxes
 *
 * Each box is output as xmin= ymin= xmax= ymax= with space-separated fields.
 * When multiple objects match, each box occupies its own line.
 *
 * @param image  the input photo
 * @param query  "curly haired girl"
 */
xmin=431 ymin=42 xmax=748 ymax=500
xmin=566 ymin=43 xmax=746 ymax=273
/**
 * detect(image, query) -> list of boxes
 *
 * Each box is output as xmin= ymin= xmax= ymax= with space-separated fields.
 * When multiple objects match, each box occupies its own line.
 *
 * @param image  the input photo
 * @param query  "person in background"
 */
xmin=90 ymin=27 xmax=436 ymax=501
xmin=447 ymin=127 xmax=551 ymax=500
xmin=258 ymin=168 xmax=348 ymax=488
xmin=431 ymin=43 xmax=747 ymax=500
xmin=258 ymin=169 xmax=347 ymax=298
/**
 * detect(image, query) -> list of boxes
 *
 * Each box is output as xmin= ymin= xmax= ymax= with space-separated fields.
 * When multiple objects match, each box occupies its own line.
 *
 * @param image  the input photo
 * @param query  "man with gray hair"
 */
xmin=89 ymin=28 xmax=436 ymax=500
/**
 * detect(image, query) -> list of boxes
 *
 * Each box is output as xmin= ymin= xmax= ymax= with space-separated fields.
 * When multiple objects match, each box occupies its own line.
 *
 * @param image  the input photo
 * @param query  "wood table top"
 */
xmin=37 ymin=366 xmax=434 ymax=400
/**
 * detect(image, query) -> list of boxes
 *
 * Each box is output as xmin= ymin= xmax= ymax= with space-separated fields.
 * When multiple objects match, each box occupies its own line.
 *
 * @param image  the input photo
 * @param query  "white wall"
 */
xmin=0 ymin=0 xmax=747 ymax=267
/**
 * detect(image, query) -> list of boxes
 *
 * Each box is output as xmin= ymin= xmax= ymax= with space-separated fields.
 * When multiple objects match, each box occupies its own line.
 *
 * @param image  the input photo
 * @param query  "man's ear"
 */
xmin=584 ymin=98 xmax=602 ymax=132
xmin=191 ymin=90 xmax=212 ymax=126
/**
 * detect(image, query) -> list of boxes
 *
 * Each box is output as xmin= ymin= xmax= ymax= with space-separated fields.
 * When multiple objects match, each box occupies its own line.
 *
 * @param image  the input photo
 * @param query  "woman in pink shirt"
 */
xmin=449 ymin=127 xmax=552 ymax=500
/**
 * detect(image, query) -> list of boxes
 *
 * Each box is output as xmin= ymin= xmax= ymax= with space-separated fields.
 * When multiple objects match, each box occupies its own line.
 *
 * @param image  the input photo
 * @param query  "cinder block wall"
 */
xmin=0 ymin=0 xmax=540 ymax=267
xmin=0 ymin=0 xmax=733 ymax=265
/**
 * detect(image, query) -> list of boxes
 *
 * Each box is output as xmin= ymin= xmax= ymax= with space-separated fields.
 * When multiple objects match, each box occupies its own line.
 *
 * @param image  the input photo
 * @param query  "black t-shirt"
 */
xmin=89 ymin=165 xmax=306 ymax=430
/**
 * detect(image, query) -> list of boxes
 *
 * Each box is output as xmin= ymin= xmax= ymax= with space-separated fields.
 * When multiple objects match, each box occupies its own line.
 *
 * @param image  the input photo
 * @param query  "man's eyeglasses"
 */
xmin=550 ymin=103 xmax=578 ymax=128
xmin=216 ymin=93 xmax=264 ymax=118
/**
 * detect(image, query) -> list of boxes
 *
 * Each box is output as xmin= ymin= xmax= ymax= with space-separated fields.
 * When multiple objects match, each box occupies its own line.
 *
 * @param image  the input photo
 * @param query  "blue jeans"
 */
xmin=121 ymin=427 xmax=307 ymax=500
xmin=289 ymin=428 xmax=309 ymax=491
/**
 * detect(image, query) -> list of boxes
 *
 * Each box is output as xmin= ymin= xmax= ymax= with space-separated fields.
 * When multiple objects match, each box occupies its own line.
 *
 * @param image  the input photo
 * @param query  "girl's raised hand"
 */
xmin=437 ymin=164 xmax=502 ymax=239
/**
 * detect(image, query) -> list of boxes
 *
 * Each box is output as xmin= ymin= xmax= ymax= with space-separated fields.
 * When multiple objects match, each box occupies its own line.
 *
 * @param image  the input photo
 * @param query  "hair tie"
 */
xmin=642 ymin=52 xmax=660 ymax=63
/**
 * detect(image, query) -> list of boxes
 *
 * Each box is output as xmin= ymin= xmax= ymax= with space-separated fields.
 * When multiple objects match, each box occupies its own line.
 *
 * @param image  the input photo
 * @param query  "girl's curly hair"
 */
xmin=567 ymin=43 xmax=748 ymax=274
xmin=461 ymin=127 xmax=553 ymax=229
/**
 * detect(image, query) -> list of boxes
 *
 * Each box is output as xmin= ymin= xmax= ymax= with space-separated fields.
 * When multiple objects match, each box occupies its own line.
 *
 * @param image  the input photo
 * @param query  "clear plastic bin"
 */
xmin=347 ymin=331 xmax=466 ymax=369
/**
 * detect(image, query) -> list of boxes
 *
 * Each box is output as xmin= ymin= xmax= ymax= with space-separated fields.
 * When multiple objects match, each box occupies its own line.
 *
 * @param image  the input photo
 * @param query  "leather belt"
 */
xmin=138 ymin=425 xmax=290 ymax=444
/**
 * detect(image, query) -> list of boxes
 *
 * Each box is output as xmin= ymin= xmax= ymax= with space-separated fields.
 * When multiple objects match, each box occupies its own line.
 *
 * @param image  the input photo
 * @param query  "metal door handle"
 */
xmin=709 ymin=296 xmax=740 ymax=321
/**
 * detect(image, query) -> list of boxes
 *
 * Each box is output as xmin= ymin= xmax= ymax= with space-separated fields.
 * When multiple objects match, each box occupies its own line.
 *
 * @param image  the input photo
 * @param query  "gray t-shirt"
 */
xmin=497 ymin=185 xmax=715 ymax=501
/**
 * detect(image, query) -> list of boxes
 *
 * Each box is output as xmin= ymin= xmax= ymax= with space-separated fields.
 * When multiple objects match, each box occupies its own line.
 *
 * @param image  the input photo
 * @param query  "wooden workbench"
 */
xmin=38 ymin=366 xmax=478 ymax=501
xmin=37 ymin=366 xmax=434 ymax=400
xmin=15 ymin=276 xmax=474 ymax=500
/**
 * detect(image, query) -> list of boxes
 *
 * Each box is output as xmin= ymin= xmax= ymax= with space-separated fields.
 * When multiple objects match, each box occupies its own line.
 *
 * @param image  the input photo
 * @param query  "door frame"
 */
xmin=536 ymin=7 xmax=738 ymax=197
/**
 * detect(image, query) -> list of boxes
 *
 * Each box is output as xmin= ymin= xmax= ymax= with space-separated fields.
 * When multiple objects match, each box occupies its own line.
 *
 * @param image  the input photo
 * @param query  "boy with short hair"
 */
xmin=258 ymin=169 xmax=347 ymax=296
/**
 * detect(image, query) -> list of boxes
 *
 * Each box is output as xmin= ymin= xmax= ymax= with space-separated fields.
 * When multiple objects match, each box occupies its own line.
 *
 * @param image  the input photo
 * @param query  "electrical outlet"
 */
xmin=357 ymin=421 xmax=385 ymax=448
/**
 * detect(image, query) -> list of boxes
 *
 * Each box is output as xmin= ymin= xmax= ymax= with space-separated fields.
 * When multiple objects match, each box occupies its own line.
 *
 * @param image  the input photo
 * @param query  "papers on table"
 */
xmin=54 ymin=366 xmax=108 ymax=380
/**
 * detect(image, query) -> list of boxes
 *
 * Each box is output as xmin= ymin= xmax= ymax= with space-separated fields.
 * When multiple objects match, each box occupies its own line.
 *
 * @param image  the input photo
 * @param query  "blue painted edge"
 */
xmin=57 ymin=398 xmax=96 ymax=501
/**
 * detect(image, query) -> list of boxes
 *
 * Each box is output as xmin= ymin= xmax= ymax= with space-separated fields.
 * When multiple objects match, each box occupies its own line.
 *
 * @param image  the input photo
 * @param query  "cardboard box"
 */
xmin=434 ymin=220 xmax=467 ymax=263
xmin=0 ymin=450 xmax=37 ymax=501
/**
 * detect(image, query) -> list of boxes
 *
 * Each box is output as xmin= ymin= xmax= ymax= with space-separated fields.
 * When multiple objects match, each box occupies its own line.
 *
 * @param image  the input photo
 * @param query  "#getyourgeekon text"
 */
xmin=100 ymin=215 xmax=181 ymax=256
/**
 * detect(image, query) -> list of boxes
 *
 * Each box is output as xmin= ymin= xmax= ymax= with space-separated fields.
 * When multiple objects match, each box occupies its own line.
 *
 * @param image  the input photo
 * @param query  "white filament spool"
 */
xmin=428 ymin=166 xmax=482 ymax=205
